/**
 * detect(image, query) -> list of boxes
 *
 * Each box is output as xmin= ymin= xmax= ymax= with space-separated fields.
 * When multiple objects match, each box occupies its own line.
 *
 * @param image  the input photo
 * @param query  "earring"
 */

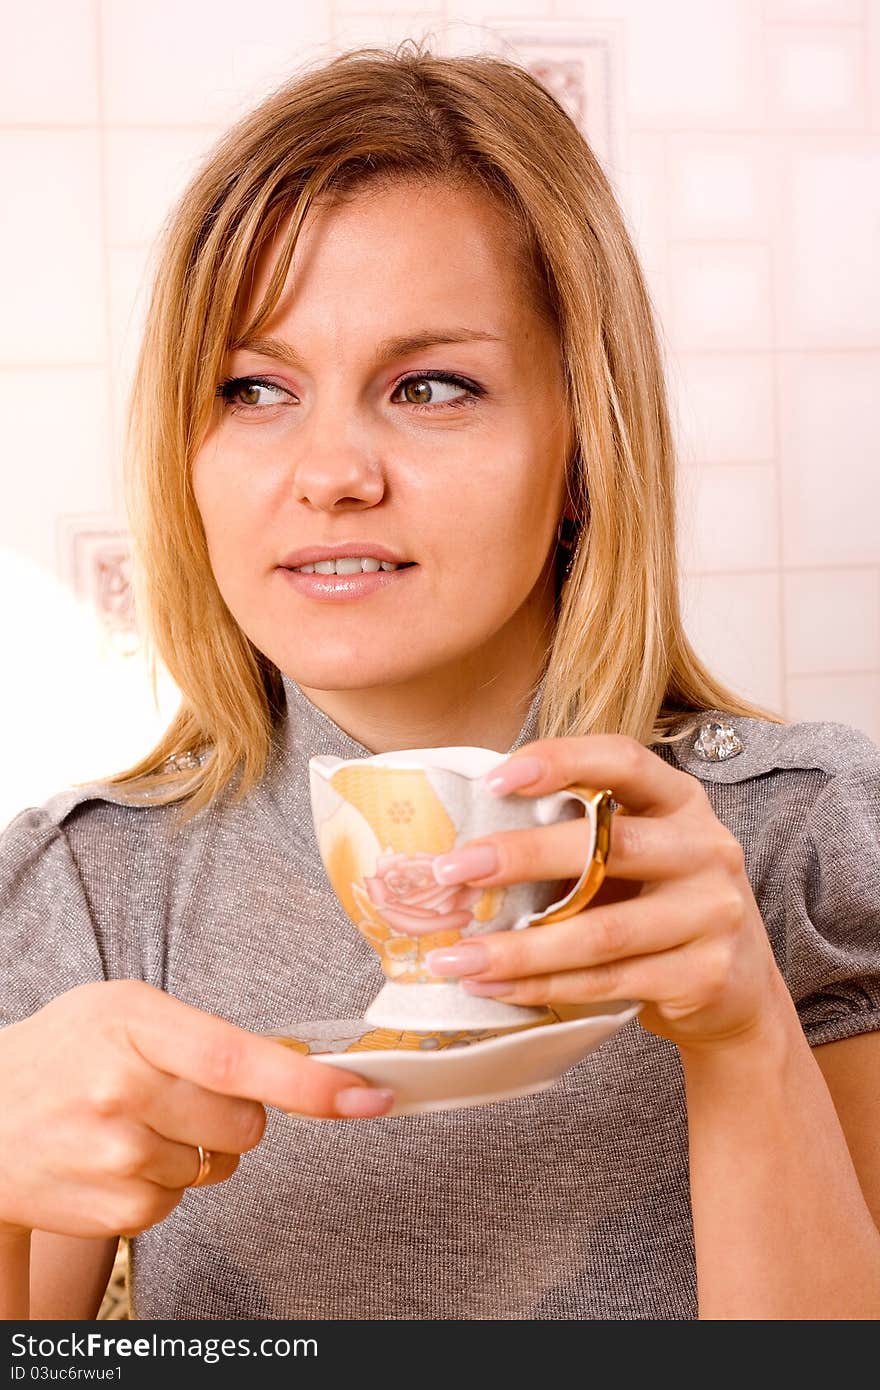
xmin=556 ymin=514 xmax=580 ymax=578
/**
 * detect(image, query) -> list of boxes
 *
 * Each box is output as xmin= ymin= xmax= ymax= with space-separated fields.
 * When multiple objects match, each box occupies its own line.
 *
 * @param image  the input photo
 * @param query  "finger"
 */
xmin=149 ymin=1139 xmax=240 ymax=1192
xmin=79 ymin=1119 xmax=240 ymax=1193
xmin=459 ymin=940 xmax=704 ymax=1009
xmin=437 ymin=813 xmax=702 ymax=889
xmin=430 ymin=890 xmax=704 ymax=982
xmin=122 ymin=986 xmax=393 ymax=1118
xmin=138 ymin=1075 xmax=266 ymax=1156
xmin=482 ymin=733 xmax=702 ymax=816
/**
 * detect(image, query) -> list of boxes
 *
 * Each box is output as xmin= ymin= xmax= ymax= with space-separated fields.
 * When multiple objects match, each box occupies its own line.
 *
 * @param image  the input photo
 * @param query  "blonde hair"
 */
xmin=104 ymin=38 xmax=785 ymax=822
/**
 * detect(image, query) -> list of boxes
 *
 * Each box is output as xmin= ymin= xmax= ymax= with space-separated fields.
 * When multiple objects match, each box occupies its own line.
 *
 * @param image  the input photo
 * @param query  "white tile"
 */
xmin=331 ymin=12 xmax=451 ymax=52
xmin=765 ymin=1 xmax=864 ymax=25
xmin=869 ymin=0 xmax=880 ymax=130
xmin=106 ymin=246 xmax=155 ymax=494
xmin=102 ymin=0 xmax=333 ymax=125
xmin=669 ymin=353 xmax=775 ymax=465
xmin=775 ymin=141 xmax=880 ymax=346
xmin=555 ymin=0 xmax=766 ymax=129
xmin=337 ymin=0 xmax=454 ymax=9
xmin=785 ymin=673 xmax=880 ymax=743
xmin=614 ymin=132 xmax=670 ymax=319
xmin=336 ymin=0 xmax=442 ymax=9
xmin=666 ymin=135 xmax=772 ymax=240
xmin=667 ymin=244 xmax=774 ymax=351
xmin=104 ymin=128 xmax=224 ymax=248
xmin=681 ymin=570 xmax=784 ymax=711
xmin=0 ymin=368 xmax=114 ymax=575
xmin=778 ymin=353 xmax=880 ymax=566
xmin=0 ymin=131 xmax=106 ymax=365
xmin=0 ymin=0 xmax=98 ymax=125
xmin=679 ymin=465 xmax=779 ymax=573
xmin=459 ymin=0 xmax=554 ymax=16
xmin=783 ymin=567 xmax=880 ymax=673
xmin=765 ymin=26 xmax=867 ymax=128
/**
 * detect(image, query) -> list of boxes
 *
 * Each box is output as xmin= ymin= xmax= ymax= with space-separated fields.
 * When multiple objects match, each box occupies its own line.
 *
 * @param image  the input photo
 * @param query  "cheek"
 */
xmin=191 ymin=450 xmax=265 ymax=552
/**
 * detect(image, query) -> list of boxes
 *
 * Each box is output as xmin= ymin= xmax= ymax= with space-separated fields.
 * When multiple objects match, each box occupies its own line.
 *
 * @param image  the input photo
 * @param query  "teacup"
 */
xmin=308 ymin=745 xmax=616 ymax=1031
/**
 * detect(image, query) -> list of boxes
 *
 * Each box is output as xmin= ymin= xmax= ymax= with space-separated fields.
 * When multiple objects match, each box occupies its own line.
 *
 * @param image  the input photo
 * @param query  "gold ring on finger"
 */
xmin=190 ymin=1144 xmax=213 ymax=1188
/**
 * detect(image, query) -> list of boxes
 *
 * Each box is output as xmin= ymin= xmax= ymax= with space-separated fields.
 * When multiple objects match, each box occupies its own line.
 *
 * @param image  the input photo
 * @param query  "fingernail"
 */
xmin=334 ymin=1087 xmax=395 ymax=1118
xmin=425 ymin=942 xmax=489 ymax=976
xmin=461 ymin=979 xmax=515 ymax=997
xmin=481 ymin=755 xmax=545 ymax=797
xmin=432 ymin=843 xmax=498 ymax=884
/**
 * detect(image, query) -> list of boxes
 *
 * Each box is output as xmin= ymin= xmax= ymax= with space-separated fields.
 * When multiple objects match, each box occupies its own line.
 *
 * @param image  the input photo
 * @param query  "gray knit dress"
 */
xmin=2 ymin=676 xmax=879 ymax=1319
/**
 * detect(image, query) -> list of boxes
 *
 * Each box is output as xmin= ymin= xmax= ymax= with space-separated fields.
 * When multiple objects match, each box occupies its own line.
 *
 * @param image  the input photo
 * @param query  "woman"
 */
xmin=1 ymin=40 xmax=878 ymax=1321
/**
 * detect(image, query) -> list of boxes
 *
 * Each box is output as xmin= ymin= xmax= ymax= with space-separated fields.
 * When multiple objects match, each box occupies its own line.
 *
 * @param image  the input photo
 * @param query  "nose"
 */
xmin=290 ymin=426 xmax=386 ymax=512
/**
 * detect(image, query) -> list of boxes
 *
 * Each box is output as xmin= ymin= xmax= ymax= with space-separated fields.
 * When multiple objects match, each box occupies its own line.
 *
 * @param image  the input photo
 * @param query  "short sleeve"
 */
xmin=785 ymin=758 xmax=880 ymax=1048
xmin=0 ymin=807 xmax=107 ymax=1027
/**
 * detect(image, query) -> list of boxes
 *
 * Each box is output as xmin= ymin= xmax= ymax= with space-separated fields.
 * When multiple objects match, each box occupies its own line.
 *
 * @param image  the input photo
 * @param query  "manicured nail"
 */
xmin=334 ymin=1087 xmax=395 ymax=1118
xmin=432 ymin=843 xmax=498 ymax=884
xmin=481 ymin=755 xmax=545 ymax=797
xmin=425 ymin=942 xmax=489 ymax=976
xmin=460 ymin=979 xmax=515 ymax=997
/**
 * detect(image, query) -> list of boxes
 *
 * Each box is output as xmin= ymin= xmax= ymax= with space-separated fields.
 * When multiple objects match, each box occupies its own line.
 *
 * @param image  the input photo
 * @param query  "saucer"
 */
xmin=269 ymin=1000 xmax=641 ymax=1116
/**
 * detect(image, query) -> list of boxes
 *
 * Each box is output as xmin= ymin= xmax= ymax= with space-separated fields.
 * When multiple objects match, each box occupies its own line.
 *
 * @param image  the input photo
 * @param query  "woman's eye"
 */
xmin=390 ymin=373 xmax=483 ymax=412
xmin=215 ymin=377 xmax=289 ymax=412
xmin=215 ymin=372 xmax=484 ymax=417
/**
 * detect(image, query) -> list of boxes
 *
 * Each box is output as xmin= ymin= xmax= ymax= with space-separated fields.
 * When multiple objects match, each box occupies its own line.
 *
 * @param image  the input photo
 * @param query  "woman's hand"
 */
xmin=0 ymin=980 xmax=393 ymax=1241
xmin=424 ymin=735 xmax=790 ymax=1053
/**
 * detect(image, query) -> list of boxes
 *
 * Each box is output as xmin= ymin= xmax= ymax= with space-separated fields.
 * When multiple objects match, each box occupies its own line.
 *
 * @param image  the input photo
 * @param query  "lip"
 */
xmin=279 ymin=542 xmax=413 ymax=567
xmin=278 ymin=566 xmax=418 ymax=604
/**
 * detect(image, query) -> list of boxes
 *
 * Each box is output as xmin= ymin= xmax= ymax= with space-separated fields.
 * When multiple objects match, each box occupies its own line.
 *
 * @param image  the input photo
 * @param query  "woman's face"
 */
xmin=192 ymin=179 xmax=574 ymax=695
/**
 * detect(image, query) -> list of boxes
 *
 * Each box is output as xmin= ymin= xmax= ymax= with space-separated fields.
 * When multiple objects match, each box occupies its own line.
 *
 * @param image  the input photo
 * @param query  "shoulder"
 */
xmin=658 ymin=709 xmax=880 ymax=788
xmin=1 ymin=773 xmax=209 ymax=872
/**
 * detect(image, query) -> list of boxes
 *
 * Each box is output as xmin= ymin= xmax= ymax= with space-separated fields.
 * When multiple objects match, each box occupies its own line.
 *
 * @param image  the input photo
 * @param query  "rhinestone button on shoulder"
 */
xmin=161 ymin=749 xmax=208 ymax=772
xmin=692 ymin=718 xmax=744 ymax=762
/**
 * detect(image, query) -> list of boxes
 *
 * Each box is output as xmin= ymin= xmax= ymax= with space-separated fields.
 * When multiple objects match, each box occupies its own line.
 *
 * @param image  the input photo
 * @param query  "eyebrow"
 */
xmin=227 ymin=328 xmax=503 ymax=369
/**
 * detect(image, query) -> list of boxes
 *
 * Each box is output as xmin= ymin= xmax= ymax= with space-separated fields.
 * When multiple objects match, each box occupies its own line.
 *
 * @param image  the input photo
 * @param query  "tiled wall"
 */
xmin=1 ymin=0 xmax=878 ymax=826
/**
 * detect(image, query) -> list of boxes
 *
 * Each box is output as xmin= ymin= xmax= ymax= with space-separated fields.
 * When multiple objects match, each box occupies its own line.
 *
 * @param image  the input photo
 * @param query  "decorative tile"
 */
xmin=59 ymin=518 xmax=139 ymax=657
xmin=476 ymin=19 xmax=623 ymax=173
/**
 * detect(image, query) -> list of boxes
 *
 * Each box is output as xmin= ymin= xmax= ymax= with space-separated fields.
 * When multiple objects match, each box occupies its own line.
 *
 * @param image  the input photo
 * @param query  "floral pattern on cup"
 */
xmin=363 ymin=850 xmax=483 ymax=937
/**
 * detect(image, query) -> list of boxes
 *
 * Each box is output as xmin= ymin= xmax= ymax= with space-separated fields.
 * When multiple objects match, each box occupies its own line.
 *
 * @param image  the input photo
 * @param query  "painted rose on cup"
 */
xmin=364 ymin=850 xmax=483 ymax=936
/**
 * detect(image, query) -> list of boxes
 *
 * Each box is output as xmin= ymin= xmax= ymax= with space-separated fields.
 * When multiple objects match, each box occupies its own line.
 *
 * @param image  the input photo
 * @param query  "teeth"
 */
xmin=294 ymin=557 xmax=404 ymax=575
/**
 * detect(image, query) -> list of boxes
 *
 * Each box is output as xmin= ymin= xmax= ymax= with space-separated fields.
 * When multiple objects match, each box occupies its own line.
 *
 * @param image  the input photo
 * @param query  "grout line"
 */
xmin=766 ymin=131 xmax=787 ymax=716
xmin=94 ymin=0 xmax=119 ymax=524
xmin=786 ymin=669 xmax=880 ymax=680
xmin=0 ymin=122 xmax=221 ymax=132
xmin=685 ymin=564 xmax=880 ymax=577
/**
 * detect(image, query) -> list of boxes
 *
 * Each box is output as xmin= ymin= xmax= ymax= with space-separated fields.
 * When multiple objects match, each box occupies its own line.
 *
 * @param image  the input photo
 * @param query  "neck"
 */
xmin=292 ymin=631 xmax=551 ymax=756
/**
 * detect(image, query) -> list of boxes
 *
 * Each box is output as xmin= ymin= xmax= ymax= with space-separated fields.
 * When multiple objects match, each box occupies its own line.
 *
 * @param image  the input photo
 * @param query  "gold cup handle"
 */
xmin=528 ymin=785 xmax=617 ymax=927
